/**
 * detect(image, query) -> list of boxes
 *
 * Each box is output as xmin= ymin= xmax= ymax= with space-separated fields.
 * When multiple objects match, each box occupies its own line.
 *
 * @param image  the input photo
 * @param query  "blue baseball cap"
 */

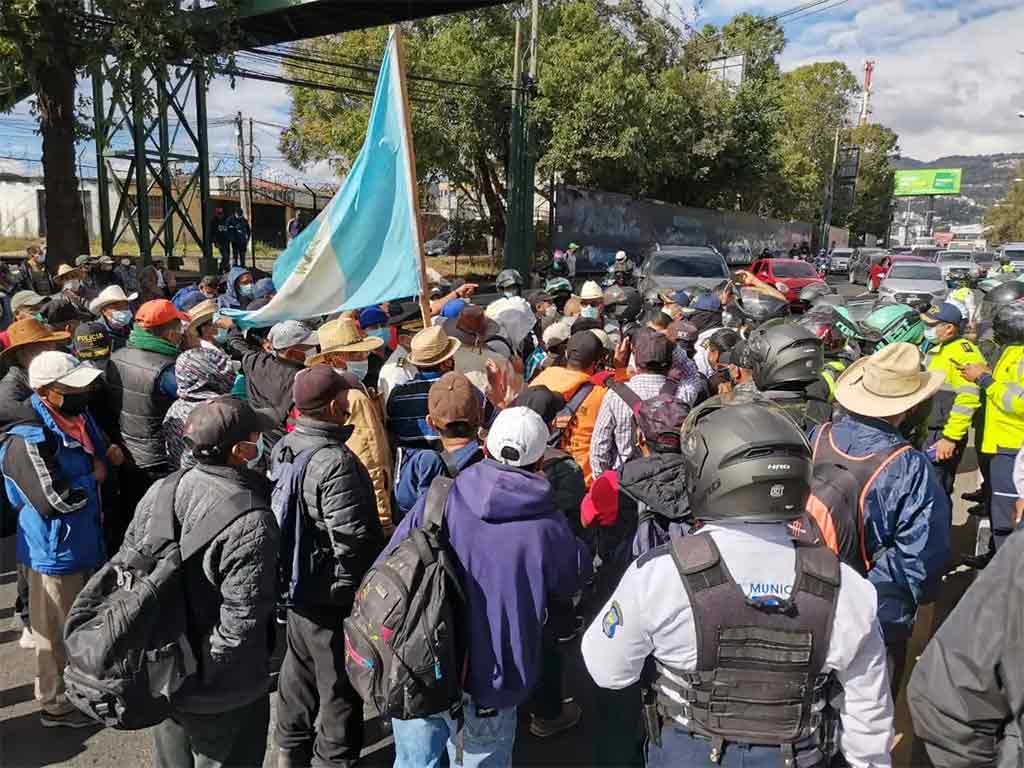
xmin=672 ymin=290 xmax=691 ymax=307
xmin=358 ymin=306 xmax=389 ymax=327
xmin=694 ymin=293 xmax=722 ymax=312
xmin=924 ymin=302 xmax=963 ymax=326
xmin=441 ymin=298 xmax=467 ymax=319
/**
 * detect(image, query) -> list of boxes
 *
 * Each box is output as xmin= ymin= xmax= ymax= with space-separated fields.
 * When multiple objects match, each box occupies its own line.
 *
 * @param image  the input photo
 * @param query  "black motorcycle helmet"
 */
xmin=985 ymin=280 xmax=1024 ymax=306
xmin=681 ymin=394 xmax=813 ymax=523
xmin=993 ymin=302 xmax=1024 ymax=346
xmin=736 ymin=289 xmax=790 ymax=328
xmin=603 ymin=286 xmax=643 ymax=324
xmin=747 ymin=322 xmax=824 ymax=391
xmin=496 ymin=268 xmax=525 ymax=292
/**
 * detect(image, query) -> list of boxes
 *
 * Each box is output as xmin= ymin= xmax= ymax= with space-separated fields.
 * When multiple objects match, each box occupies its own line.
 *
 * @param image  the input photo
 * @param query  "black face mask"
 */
xmin=56 ymin=392 xmax=91 ymax=416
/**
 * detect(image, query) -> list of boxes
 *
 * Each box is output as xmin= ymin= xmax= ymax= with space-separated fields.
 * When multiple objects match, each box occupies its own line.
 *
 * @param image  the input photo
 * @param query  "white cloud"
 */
xmin=781 ymin=0 xmax=1024 ymax=160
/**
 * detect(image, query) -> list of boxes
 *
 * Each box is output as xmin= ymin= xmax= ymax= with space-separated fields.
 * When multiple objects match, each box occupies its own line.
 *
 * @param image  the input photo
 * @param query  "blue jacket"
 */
xmin=384 ymin=459 xmax=591 ymax=709
xmin=810 ymin=415 xmax=951 ymax=641
xmin=217 ymin=267 xmax=252 ymax=311
xmin=394 ymin=442 xmax=483 ymax=521
xmin=8 ymin=396 xmax=108 ymax=575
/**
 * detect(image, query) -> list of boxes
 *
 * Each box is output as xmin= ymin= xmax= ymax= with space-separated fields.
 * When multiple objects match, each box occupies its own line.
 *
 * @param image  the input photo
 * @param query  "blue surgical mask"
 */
xmin=923 ymin=327 xmax=940 ymax=344
xmin=346 ymin=359 xmax=369 ymax=381
xmin=245 ymin=435 xmax=265 ymax=471
xmin=367 ymin=327 xmax=390 ymax=345
xmin=215 ymin=328 xmax=230 ymax=345
xmin=239 ymin=283 xmax=254 ymax=298
xmin=580 ymin=305 xmax=600 ymax=320
xmin=109 ymin=309 xmax=133 ymax=328
xmin=503 ymin=290 xmax=520 ymax=300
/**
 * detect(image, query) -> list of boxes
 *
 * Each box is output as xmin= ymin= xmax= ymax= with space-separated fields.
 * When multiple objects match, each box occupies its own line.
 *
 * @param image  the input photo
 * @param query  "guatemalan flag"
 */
xmin=224 ymin=30 xmax=422 ymax=328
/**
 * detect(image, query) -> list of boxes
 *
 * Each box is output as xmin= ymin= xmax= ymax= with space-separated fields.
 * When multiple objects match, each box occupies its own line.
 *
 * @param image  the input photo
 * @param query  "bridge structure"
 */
xmin=3 ymin=0 xmax=508 ymax=271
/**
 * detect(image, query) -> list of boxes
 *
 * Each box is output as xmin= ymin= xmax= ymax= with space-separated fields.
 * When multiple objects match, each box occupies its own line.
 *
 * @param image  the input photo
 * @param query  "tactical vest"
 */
xmin=107 ymin=347 xmax=176 ymax=469
xmin=653 ymin=534 xmax=839 ymax=766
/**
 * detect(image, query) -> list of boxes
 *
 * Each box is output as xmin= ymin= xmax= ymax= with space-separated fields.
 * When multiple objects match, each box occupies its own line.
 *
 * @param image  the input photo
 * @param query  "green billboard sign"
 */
xmin=893 ymin=168 xmax=962 ymax=197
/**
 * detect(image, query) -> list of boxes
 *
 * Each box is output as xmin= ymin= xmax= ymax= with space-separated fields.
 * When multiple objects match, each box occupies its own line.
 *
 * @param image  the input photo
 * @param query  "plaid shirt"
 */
xmin=589 ymin=373 xmax=669 ymax=475
xmin=670 ymin=346 xmax=705 ymax=406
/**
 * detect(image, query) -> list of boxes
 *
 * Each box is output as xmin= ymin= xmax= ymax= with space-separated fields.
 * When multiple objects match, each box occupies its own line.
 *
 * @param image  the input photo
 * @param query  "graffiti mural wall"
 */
xmin=554 ymin=186 xmax=818 ymax=268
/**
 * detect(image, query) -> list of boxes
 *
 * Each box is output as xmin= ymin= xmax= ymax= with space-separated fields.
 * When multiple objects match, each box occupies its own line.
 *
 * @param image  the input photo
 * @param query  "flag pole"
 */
xmin=391 ymin=24 xmax=432 ymax=327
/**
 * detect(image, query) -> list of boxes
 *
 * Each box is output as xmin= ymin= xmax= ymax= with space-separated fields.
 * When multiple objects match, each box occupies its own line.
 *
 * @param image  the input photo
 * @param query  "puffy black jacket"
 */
xmin=227 ymin=337 xmax=303 ymax=445
xmin=106 ymin=346 xmax=176 ymax=468
xmin=541 ymin=447 xmax=585 ymax=536
xmin=270 ymin=417 xmax=385 ymax=608
xmin=908 ymin=531 xmax=1024 ymax=767
xmin=121 ymin=464 xmax=279 ymax=714
xmin=0 ymin=365 xmax=35 ymax=428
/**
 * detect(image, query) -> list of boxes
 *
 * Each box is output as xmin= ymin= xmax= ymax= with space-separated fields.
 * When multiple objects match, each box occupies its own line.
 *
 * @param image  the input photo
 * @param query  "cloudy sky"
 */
xmin=1 ymin=0 xmax=1022 ymax=180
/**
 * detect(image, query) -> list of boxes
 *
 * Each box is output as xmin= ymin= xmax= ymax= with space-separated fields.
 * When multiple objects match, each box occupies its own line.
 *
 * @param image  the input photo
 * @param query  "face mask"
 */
xmin=66 ymin=279 xmax=82 ymax=292
xmin=923 ymin=327 xmax=940 ymax=344
xmin=367 ymin=328 xmax=390 ymax=345
xmin=239 ymin=283 xmax=254 ymax=298
xmin=542 ymin=306 xmax=556 ymax=319
xmin=580 ymin=305 xmax=600 ymax=320
xmin=346 ymin=359 xmax=369 ymax=381
xmin=503 ymin=290 xmax=520 ymax=300
xmin=244 ymin=435 xmax=265 ymax=471
xmin=109 ymin=309 xmax=133 ymax=328
xmin=33 ymin=312 xmax=46 ymax=322
xmin=215 ymin=328 xmax=230 ymax=345
xmin=55 ymin=391 xmax=91 ymax=416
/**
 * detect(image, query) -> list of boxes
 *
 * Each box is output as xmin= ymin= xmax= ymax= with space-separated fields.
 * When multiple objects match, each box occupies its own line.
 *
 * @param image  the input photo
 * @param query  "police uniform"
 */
xmin=582 ymin=523 xmax=894 ymax=768
xmin=947 ymin=286 xmax=978 ymax=328
xmin=979 ymin=343 xmax=1024 ymax=548
xmin=924 ymin=335 xmax=985 ymax=492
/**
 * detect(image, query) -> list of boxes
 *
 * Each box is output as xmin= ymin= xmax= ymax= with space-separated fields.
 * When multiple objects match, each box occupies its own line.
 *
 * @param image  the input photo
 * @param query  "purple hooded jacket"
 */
xmin=383 ymin=458 xmax=591 ymax=710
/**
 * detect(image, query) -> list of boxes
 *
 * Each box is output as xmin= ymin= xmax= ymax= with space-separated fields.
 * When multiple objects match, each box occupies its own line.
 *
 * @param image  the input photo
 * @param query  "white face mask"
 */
xmin=66 ymin=279 xmax=82 ymax=292
xmin=580 ymin=305 xmax=600 ymax=320
xmin=346 ymin=359 xmax=369 ymax=381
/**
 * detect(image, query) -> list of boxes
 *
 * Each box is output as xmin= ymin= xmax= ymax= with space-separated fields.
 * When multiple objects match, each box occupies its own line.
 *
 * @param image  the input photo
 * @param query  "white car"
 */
xmin=877 ymin=263 xmax=947 ymax=309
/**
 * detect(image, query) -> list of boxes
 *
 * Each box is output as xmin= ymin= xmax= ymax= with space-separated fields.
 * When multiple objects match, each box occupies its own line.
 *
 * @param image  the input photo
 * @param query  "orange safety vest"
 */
xmin=531 ymin=366 xmax=608 ymax=487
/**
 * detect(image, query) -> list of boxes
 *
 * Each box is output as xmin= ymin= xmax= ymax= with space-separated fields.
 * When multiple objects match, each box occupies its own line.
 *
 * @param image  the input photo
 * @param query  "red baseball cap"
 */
xmin=135 ymin=299 xmax=188 ymax=328
xmin=581 ymin=471 xmax=620 ymax=529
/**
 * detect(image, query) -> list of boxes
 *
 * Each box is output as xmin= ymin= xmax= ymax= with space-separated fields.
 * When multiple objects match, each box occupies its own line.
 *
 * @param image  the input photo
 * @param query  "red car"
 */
xmin=748 ymin=258 xmax=826 ymax=305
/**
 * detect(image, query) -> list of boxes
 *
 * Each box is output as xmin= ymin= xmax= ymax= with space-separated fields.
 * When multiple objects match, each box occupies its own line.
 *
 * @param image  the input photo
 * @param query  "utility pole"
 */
xmin=235 ymin=111 xmax=250 ymax=269
xmin=820 ymin=125 xmax=841 ymax=251
xmin=248 ymin=115 xmax=257 ymax=268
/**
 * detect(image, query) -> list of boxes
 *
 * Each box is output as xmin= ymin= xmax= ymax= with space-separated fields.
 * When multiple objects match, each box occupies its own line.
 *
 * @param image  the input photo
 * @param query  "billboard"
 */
xmin=893 ymin=168 xmax=962 ymax=197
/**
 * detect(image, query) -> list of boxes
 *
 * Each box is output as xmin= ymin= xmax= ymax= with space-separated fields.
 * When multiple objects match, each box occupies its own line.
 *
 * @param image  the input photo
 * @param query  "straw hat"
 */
xmin=306 ymin=316 xmax=383 ymax=366
xmin=579 ymin=281 xmax=604 ymax=301
xmin=188 ymin=299 xmax=218 ymax=329
xmin=834 ymin=342 xmax=944 ymax=418
xmin=89 ymin=284 xmax=139 ymax=314
xmin=0 ymin=318 xmax=71 ymax=361
xmin=55 ymin=264 xmax=83 ymax=282
xmin=406 ymin=325 xmax=461 ymax=368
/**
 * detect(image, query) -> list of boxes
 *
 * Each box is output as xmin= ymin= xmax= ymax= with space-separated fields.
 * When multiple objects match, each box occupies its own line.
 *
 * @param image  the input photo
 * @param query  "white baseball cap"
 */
xmin=29 ymin=351 xmax=103 ymax=390
xmin=486 ymin=407 xmax=549 ymax=468
xmin=268 ymin=321 xmax=318 ymax=351
xmin=615 ymin=250 xmax=627 ymax=263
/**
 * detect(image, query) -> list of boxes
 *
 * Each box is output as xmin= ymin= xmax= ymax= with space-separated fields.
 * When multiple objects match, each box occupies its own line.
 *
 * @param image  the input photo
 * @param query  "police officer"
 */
xmin=608 ymin=250 xmax=636 ymax=287
xmin=921 ymin=302 xmax=985 ymax=493
xmin=946 ymin=276 xmax=979 ymax=334
xmin=962 ymin=301 xmax=1024 ymax=555
xmin=496 ymin=268 xmax=525 ymax=299
xmin=582 ymin=395 xmax=894 ymax=767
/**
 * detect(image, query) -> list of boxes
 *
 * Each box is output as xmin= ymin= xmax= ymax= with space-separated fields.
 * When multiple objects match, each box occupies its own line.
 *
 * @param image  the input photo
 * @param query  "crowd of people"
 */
xmin=2 ymin=243 xmax=1023 ymax=768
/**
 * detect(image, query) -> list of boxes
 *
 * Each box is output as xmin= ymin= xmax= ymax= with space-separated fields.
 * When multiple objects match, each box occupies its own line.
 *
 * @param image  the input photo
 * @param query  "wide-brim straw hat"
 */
xmin=89 ymin=284 xmax=139 ymax=314
xmin=834 ymin=341 xmax=945 ymax=418
xmin=0 ymin=318 xmax=71 ymax=361
xmin=55 ymin=264 xmax=84 ymax=282
xmin=307 ymin=316 xmax=383 ymax=366
xmin=406 ymin=325 xmax=461 ymax=368
xmin=188 ymin=299 xmax=218 ymax=329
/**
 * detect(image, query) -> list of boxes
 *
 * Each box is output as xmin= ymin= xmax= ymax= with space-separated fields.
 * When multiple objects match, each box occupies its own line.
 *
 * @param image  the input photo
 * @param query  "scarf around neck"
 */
xmin=128 ymin=326 xmax=179 ymax=357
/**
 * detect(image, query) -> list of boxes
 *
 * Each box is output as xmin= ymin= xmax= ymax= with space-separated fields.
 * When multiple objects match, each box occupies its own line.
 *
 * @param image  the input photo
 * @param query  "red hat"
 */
xmin=581 ymin=471 xmax=620 ymax=529
xmin=135 ymin=299 xmax=188 ymax=328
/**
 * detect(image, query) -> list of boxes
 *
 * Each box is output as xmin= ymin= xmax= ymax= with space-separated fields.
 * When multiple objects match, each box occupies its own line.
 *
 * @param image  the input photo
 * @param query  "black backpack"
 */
xmin=344 ymin=476 xmax=466 ymax=721
xmin=62 ymin=470 xmax=256 ymax=729
xmin=801 ymin=422 xmax=910 ymax=575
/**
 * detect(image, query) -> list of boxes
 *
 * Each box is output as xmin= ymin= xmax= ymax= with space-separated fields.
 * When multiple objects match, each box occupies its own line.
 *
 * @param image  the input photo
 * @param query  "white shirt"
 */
xmin=581 ymin=523 xmax=894 ymax=768
xmin=693 ymin=326 xmax=722 ymax=377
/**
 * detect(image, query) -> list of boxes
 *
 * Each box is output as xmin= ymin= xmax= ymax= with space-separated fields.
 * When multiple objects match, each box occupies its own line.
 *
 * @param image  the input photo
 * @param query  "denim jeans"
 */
xmin=647 ymin=727 xmax=821 ymax=768
xmin=392 ymin=693 xmax=517 ymax=768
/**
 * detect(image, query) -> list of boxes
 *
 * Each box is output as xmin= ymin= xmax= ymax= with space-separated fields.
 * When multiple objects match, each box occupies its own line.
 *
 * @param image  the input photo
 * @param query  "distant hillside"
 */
xmin=892 ymin=153 xmax=1024 ymax=225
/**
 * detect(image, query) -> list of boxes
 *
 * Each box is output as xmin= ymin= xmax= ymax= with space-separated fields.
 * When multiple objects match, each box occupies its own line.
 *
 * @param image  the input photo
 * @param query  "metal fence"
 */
xmin=553 ymin=186 xmax=818 ymax=268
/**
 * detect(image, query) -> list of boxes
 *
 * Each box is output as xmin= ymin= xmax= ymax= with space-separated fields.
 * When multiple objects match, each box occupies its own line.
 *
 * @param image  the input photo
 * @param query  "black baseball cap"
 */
xmin=565 ymin=331 xmax=604 ymax=367
xmin=512 ymin=386 xmax=566 ymax=426
xmin=293 ymin=366 xmax=358 ymax=414
xmin=72 ymin=321 xmax=112 ymax=360
xmin=184 ymin=397 xmax=278 ymax=462
xmin=633 ymin=327 xmax=673 ymax=370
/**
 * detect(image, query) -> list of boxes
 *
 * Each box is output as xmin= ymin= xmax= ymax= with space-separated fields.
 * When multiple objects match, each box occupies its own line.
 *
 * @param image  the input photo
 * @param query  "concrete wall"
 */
xmin=0 ymin=177 xmax=106 ymax=243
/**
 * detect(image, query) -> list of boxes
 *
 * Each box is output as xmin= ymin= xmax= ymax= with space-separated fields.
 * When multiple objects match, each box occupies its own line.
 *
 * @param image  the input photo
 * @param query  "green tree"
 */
xmin=839 ymin=123 xmax=899 ymax=242
xmin=985 ymin=165 xmax=1024 ymax=244
xmin=0 ymin=0 xmax=235 ymax=267
xmin=775 ymin=61 xmax=860 ymax=224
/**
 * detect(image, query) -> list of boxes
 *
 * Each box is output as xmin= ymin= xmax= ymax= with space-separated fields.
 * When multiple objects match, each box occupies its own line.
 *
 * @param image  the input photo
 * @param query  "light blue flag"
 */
xmin=225 ymin=30 xmax=422 ymax=328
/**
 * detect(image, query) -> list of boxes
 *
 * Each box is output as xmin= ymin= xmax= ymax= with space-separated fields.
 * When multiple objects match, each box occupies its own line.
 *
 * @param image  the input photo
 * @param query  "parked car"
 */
xmin=849 ymin=250 xmax=889 ymax=285
xmin=828 ymin=247 xmax=855 ymax=275
xmin=934 ymin=250 xmax=984 ymax=282
xmin=877 ymin=262 xmax=947 ymax=310
xmin=425 ymin=230 xmax=453 ymax=257
xmin=748 ymin=257 xmax=826 ymax=306
xmin=974 ymin=251 xmax=996 ymax=273
xmin=999 ymin=243 xmax=1024 ymax=272
xmin=637 ymin=245 xmax=730 ymax=296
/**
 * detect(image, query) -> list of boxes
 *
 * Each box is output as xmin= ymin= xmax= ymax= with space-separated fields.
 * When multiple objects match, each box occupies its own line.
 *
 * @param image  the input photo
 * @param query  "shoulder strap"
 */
xmin=668 ymin=534 xmax=733 ymax=671
xmin=180 ymin=488 xmax=259 ymax=562
xmin=610 ymin=381 xmax=644 ymax=413
xmin=551 ymin=383 xmax=594 ymax=441
xmin=792 ymin=544 xmax=841 ymax=672
xmin=149 ymin=470 xmax=187 ymax=548
xmin=422 ymin=475 xmax=455 ymax=532
xmin=438 ymin=451 xmax=460 ymax=479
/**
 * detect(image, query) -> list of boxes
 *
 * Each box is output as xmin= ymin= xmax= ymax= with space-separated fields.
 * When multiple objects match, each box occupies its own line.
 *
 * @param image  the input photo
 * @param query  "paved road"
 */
xmin=0 ymin=277 xmax=983 ymax=767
